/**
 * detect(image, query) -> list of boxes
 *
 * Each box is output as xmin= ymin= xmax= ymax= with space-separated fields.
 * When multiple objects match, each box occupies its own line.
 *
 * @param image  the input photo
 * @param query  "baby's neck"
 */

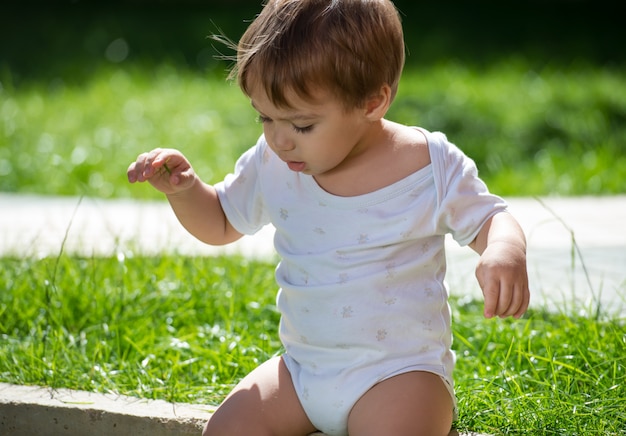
xmin=313 ymin=120 xmax=430 ymax=197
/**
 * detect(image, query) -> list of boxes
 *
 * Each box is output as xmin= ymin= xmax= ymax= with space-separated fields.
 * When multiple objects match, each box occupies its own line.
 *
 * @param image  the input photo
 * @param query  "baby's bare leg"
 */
xmin=203 ymin=356 xmax=317 ymax=436
xmin=348 ymin=371 xmax=454 ymax=436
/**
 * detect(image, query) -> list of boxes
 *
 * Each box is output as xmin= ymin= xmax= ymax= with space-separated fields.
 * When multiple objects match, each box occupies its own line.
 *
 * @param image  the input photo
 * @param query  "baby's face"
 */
xmin=249 ymin=86 xmax=373 ymax=177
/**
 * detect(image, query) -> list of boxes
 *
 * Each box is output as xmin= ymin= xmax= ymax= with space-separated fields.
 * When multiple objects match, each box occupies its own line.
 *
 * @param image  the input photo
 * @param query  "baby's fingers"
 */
xmin=128 ymin=149 xmax=170 ymax=182
xmin=127 ymin=152 xmax=153 ymax=183
xmin=477 ymin=270 xmax=530 ymax=319
xmin=497 ymin=282 xmax=526 ymax=318
xmin=499 ymin=270 xmax=530 ymax=318
xmin=481 ymin=281 xmax=500 ymax=319
xmin=512 ymin=283 xmax=531 ymax=318
xmin=153 ymin=153 xmax=194 ymax=186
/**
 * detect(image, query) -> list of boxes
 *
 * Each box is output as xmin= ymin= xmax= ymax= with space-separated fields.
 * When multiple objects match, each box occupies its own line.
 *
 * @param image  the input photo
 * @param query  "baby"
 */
xmin=127 ymin=0 xmax=530 ymax=435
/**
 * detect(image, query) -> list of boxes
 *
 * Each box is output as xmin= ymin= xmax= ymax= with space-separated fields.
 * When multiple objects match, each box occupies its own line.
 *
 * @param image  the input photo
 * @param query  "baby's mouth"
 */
xmin=287 ymin=161 xmax=306 ymax=172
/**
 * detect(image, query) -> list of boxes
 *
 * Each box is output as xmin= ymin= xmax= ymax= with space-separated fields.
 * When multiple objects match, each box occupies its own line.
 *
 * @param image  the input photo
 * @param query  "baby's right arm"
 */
xmin=127 ymin=148 xmax=243 ymax=246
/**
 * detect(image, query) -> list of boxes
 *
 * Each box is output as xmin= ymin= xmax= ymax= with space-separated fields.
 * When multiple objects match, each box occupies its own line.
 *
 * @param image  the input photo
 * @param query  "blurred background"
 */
xmin=1 ymin=0 xmax=625 ymax=199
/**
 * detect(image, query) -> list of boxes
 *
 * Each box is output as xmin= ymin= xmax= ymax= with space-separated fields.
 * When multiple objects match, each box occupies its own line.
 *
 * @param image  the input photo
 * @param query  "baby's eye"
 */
xmin=292 ymin=124 xmax=314 ymax=134
xmin=257 ymin=114 xmax=313 ymax=134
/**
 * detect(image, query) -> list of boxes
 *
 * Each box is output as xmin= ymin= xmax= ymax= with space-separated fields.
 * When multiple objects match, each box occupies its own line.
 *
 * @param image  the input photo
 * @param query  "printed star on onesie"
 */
xmin=384 ymin=297 xmax=397 ymax=305
xmin=332 ymin=399 xmax=345 ymax=410
xmin=376 ymin=329 xmax=388 ymax=341
xmin=357 ymin=234 xmax=369 ymax=244
xmin=338 ymin=272 xmax=349 ymax=284
xmin=422 ymin=319 xmax=433 ymax=331
xmin=409 ymin=186 xmax=425 ymax=197
xmin=279 ymin=208 xmax=289 ymax=220
xmin=341 ymin=306 xmax=353 ymax=318
xmin=400 ymin=229 xmax=413 ymax=239
xmin=385 ymin=262 xmax=397 ymax=280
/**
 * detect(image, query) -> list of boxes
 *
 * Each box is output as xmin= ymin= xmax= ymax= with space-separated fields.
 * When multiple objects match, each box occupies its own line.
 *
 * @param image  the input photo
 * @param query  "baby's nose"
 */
xmin=271 ymin=129 xmax=296 ymax=151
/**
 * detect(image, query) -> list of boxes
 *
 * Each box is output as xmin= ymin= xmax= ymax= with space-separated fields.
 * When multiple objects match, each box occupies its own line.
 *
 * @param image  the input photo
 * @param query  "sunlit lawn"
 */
xmin=1 ymin=59 xmax=625 ymax=199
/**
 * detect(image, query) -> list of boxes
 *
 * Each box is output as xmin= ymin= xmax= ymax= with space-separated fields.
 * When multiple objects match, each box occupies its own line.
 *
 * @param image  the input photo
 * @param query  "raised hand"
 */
xmin=127 ymin=148 xmax=197 ymax=195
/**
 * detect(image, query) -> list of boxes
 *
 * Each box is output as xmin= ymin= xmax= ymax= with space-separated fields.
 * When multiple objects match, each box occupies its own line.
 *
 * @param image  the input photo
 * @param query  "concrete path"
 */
xmin=1 ymin=193 xmax=625 ymax=315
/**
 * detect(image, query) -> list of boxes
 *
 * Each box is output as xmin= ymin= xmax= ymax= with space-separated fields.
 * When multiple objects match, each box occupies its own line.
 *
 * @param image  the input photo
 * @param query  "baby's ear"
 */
xmin=364 ymin=84 xmax=392 ymax=120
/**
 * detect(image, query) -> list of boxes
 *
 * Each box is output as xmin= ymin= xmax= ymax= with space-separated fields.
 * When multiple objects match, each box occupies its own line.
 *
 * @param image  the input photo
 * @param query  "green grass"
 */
xmin=0 ymin=254 xmax=281 ymax=405
xmin=452 ymin=300 xmax=626 ymax=434
xmin=1 ymin=253 xmax=625 ymax=434
xmin=1 ymin=59 xmax=625 ymax=198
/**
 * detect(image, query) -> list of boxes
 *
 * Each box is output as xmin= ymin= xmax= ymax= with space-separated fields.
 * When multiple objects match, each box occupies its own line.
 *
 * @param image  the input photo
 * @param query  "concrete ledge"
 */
xmin=0 ymin=383 xmax=489 ymax=436
xmin=0 ymin=383 xmax=212 ymax=436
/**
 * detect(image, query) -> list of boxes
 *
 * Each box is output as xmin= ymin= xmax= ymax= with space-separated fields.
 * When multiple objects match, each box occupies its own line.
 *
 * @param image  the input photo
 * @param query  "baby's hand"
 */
xmin=475 ymin=241 xmax=530 ymax=319
xmin=127 ymin=148 xmax=196 ymax=195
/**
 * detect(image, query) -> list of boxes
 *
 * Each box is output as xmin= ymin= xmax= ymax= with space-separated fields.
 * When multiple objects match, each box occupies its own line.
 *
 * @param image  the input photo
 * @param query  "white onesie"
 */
xmin=215 ymin=129 xmax=507 ymax=435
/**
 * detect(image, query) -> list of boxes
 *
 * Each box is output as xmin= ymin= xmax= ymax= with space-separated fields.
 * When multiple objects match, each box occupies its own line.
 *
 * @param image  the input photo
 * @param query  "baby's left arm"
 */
xmin=469 ymin=212 xmax=530 ymax=319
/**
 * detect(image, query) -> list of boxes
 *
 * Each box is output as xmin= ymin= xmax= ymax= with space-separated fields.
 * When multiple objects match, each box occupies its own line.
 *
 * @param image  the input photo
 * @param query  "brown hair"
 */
xmin=231 ymin=0 xmax=405 ymax=109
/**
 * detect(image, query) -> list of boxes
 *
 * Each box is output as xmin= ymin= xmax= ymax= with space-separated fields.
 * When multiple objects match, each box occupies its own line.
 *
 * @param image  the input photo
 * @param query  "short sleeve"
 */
xmin=427 ymin=131 xmax=507 ymax=246
xmin=214 ymin=136 xmax=270 ymax=235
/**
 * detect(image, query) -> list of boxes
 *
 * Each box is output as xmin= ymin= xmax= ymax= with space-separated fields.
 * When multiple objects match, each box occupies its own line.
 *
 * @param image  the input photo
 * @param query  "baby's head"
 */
xmin=233 ymin=0 xmax=405 ymax=111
